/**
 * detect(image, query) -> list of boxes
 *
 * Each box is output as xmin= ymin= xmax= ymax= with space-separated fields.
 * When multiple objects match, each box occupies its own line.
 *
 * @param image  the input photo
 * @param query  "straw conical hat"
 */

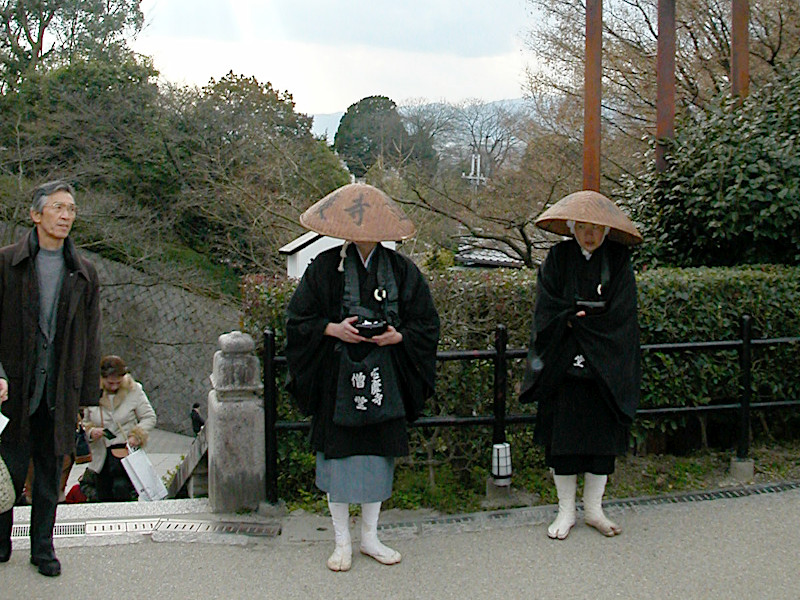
xmin=534 ymin=190 xmax=643 ymax=246
xmin=300 ymin=183 xmax=416 ymax=242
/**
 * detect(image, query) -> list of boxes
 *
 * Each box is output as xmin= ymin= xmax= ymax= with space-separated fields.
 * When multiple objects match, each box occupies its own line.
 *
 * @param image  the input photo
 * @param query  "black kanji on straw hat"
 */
xmin=300 ymin=183 xmax=416 ymax=242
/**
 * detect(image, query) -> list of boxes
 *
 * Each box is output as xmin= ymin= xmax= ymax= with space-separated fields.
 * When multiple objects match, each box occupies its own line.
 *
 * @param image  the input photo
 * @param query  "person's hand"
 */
xmin=127 ymin=434 xmax=140 ymax=449
xmin=89 ymin=427 xmax=103 ymax=441
xmin=369 ymin=325 xmax=403 ymax=347
xmin=0 ymin=378 xmax=7 ymax=403
xmin=324 ymin=316 xmax=367 ymax=344
xmin=567 ymin=310 xmax=586 ymax=328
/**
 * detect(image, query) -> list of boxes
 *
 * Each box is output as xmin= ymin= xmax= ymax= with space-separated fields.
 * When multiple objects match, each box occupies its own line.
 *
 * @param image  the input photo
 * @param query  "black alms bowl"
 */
xmin=356 ymin=320 xmax=387 ymax=338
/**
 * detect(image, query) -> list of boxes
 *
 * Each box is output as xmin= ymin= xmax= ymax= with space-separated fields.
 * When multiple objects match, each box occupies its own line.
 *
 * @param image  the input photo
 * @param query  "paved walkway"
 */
xmin=2 ymin=477 xmax=799 ymax=599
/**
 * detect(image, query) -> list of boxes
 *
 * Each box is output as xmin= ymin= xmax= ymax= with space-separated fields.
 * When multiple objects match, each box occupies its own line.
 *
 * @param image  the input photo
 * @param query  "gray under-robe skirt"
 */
xmin=316 ymin=453 xmax=395 ymax=504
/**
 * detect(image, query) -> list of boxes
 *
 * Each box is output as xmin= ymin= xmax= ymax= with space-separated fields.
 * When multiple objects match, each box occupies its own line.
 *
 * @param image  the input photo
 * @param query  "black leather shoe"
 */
xmin=30 ymin=556 xmax=61 ymax=577
xmin=0 ymin=543 xmax=10 ymax=563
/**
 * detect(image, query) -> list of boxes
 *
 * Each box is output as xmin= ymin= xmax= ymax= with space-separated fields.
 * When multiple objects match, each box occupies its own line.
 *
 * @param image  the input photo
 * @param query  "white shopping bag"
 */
xmin=121 ymin=448 xmax=168 ymax=501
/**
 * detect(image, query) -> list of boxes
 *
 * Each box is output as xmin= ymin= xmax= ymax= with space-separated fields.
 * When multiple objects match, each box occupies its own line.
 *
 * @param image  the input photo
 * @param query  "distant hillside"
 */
xmin=311 ymin=98 xmax=530 ymax=144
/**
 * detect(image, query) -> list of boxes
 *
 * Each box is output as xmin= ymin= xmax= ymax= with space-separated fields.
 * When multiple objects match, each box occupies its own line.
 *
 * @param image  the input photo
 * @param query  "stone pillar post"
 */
xmin=207 ymin=331 xmax=265 ymax=513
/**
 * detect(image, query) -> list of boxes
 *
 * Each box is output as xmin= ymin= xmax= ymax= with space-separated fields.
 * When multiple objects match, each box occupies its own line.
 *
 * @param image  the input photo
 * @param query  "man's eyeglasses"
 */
xmin=43 ymin=202 xmax=78 ymax=216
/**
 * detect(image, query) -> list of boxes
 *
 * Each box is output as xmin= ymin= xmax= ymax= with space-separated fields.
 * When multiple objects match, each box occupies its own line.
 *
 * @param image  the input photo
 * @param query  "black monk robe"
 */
xmin=520 ymin=239 xmax=641 ymax=448
xmin=285 ymin=243 xmax=440 ymax=459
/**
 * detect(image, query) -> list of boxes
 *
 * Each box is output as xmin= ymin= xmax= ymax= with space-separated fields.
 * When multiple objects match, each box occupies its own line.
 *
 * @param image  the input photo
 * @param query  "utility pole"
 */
xmin=461 ymin=145 xmax=487 ymax=190
xmin=462 ymin=144 xmax=487 ymax=211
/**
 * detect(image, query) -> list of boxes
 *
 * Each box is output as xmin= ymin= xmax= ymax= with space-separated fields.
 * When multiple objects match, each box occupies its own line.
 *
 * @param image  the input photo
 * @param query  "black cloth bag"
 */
xmin=333 ymin=344 xmax=405 ymax=427
xmin=74 ymin=424 xmax=92 ymax=464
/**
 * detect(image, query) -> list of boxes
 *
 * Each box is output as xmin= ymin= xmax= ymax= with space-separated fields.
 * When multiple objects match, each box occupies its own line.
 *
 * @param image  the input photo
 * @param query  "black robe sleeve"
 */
xmin=520 ymin=240 xmax=641 ymax=423
xmin=284 ymin=250 xmax=339 ymax=417
xmin=519 ymin=242 xmax=575 ymax=405
xmin=391 ymin=253 xmax=440 ymax=421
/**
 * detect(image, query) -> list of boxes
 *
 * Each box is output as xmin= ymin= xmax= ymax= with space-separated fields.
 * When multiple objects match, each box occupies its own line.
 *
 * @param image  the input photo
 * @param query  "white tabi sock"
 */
xmin=327 ymin=496 xmax=352 ymax=571
xmin=583 ymin=473 xmax=622 ymax=536
xmin=359 ymin=502 xmax=401 ymax=565
xmin=548 ymin=473 xmax=577 ymax=540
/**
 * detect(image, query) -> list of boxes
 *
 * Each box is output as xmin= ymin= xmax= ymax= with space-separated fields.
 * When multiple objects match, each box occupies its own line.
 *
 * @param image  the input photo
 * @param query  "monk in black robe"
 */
xmin=286 ymin=239 xmax=439 ymax=570
xmin=522 ymin=192 xmax=642 ymax=540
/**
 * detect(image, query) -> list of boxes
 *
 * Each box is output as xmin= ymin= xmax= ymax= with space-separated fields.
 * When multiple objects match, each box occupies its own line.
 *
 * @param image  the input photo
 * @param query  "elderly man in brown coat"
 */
xmin=0 ymin=180 xmax=101 ymax=577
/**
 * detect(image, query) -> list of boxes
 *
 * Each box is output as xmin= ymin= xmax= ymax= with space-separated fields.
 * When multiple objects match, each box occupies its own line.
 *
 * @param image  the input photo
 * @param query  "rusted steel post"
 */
xmin=655 ymin=0 xmax=676 ymax=172
xmin=731 ymin=0 xmax=750 ymax=98
xmin=583 ymin=0 xmax=602 ymax=191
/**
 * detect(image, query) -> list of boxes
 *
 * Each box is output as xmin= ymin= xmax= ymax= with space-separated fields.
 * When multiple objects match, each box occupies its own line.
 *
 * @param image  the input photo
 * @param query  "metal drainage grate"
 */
xmin=378 ymin=480 xmax=800 ymax=534
xmin=12 ymin=518 xmax=279 ymax=540
xmin=605 ymin=481 xmax=800 ymax=511
xmin=8 ymin=481 xmax=798 ymax=541
xmin=154 ymin=520 xmax=280 ymax=537
xmin=12 ymin=522 xmax=86 ymax=540
xmin=85 ymin=519 xmax=160 ymax=535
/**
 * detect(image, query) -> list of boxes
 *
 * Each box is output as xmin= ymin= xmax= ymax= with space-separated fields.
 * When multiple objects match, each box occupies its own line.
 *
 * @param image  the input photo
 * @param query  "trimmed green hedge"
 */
xmin=637 ymin=265 xmax=800 ymax=412
xmin=241 ymin=263 xmax=800 ymax=506
xmin=243 ymin=263 xmax=800 ymax=409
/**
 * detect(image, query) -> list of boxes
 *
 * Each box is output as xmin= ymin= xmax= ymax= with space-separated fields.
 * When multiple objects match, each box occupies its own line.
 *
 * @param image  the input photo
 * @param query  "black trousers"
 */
xmin=545 ymin=449 xmax=616 ymax=475
xmin=0 ymin=403 xmax=61 ymax=561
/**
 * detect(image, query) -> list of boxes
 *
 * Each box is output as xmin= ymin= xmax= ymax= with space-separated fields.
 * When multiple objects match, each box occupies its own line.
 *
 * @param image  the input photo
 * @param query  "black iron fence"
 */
xmin=262 ymin=315 xmax=800 ymax=503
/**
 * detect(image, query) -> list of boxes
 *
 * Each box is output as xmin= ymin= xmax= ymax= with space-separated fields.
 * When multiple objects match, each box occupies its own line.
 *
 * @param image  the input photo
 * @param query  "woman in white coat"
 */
xmin=82 ymin=356 xmax=156 ymax=501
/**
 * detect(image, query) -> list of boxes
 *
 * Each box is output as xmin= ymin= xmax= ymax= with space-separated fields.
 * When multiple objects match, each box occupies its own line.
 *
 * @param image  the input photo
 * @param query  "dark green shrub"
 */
xmin=623 ymin=60 xmax=800 ymax=267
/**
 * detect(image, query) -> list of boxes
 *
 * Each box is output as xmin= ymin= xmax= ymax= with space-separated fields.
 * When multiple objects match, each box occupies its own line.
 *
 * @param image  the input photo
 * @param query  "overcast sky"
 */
xmin=131 ymin=0 xmax=534 ymax=115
